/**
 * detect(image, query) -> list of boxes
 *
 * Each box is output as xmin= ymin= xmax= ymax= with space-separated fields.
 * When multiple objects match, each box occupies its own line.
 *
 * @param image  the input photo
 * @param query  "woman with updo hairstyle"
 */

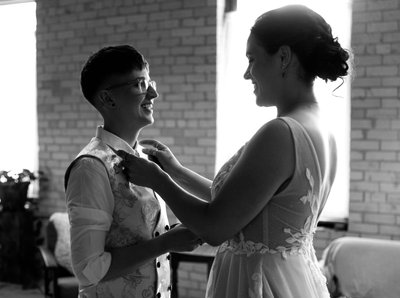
xmin=250 ymin=4 xmax=349 ymax=84
xmin=115 ymin=5 xmax=350 ymax=298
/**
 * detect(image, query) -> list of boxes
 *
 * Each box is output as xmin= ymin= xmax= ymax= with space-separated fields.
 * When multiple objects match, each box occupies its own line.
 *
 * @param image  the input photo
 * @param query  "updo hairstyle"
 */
xmin=251 ymin=5 xmax=350 ymax=83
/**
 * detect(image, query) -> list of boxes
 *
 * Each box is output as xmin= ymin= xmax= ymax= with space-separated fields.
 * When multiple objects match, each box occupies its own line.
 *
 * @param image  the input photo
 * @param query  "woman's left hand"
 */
xmin=114 ymin=149 xmax=163 ymax=188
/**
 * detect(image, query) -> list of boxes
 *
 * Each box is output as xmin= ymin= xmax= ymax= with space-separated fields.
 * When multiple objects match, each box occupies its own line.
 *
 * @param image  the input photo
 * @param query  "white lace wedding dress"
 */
xmin=205 ymin=117 xmax=331 ymax=298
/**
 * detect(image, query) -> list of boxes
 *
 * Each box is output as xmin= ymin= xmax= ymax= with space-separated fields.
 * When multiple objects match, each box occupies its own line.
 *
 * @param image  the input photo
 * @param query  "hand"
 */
xmin=163 ymin=224 xmax=203 ymax=253
xmin=113 ymin=149 xmax=162 ymax=189
xmin=139 ymin=139 xmax=182 ymax=176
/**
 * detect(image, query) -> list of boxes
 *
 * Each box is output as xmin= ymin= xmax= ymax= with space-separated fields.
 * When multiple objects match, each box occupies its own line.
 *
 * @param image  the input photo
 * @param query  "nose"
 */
xmin=243 ymin=66 xmax=251 ymax=80
xmin=146 ymin=85 xmax=158 ymax=99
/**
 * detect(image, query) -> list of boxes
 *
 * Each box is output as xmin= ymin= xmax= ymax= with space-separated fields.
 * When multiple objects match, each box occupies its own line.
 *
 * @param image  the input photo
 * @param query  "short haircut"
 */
xmin=80 ymin=45 xmax=149 ymax=104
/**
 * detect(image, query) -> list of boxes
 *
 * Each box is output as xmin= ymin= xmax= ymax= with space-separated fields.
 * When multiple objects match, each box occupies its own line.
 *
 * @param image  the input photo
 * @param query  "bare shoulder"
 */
xmin=248 ymin=118 xmax=293 ymax=151
xmin=239 ymin=118 xmax=295 ymax=179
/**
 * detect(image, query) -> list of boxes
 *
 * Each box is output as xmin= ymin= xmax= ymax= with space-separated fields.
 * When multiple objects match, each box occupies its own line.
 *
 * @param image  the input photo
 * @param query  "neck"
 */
xmin=277 ymin=98 xmax=318 ymax=117
xmin=103 ymin=122 xmax=140 ymax=147
xmin=276 ymin=82 xmax=317 ymax=116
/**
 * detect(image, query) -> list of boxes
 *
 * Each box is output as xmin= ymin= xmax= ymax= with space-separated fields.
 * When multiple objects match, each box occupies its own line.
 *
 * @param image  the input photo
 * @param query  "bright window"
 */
xmin=217 ymin=0 xmax=351 ymax=221
xmin=0 ymin=1 xmax=37 ymax=173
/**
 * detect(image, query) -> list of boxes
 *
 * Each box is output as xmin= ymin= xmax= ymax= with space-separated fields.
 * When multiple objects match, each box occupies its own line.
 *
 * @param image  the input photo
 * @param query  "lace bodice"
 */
xmin=211 ymin=117 xmax=326 ymax=259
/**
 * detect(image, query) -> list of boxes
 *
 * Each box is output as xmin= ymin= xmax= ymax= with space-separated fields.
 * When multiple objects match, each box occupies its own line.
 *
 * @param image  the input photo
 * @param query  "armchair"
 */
xmin=320 ymin=236 xmax=400 ymax=298
xmin=38 ymin=212 xmax=78 ymax=298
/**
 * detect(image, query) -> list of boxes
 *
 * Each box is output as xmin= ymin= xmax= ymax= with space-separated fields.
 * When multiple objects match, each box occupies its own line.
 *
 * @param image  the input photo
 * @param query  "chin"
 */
xmin=256 ymin=94 xmax=275 ymax=107
xmin=256 ymin=97 xmax=267 ymax=107
xmin=145 ymin=117 xmax=155 ymax=126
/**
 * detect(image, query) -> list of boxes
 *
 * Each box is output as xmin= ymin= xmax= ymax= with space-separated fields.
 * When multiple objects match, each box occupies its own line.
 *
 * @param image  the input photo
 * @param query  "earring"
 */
xmin=281 ymin=64 xmax=287 ymax=78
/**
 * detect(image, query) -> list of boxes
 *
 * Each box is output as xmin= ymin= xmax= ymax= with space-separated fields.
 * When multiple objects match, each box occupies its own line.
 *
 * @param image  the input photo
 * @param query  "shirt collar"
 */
xmin=95 ymin=126 xmax=139 ymax=156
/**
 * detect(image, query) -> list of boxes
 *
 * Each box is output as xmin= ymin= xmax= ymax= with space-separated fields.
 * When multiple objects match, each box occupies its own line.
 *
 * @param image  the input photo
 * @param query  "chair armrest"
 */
xmin=38 ymin=245 xmax=58 ymax=268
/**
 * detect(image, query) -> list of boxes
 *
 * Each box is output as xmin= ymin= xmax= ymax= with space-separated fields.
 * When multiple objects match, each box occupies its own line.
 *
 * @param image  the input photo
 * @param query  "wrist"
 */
xmin=168 ymin=163 xmax=185 ymax=181
xmin=156 ymin=230 xmax=172 ymax=253
xmin=153 ymin=168 xmax=172 ymax=191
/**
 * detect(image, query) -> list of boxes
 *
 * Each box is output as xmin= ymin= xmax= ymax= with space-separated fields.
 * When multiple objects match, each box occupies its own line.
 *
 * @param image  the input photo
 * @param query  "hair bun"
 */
xmin=312 ymin=36 xmax=350 ymax=82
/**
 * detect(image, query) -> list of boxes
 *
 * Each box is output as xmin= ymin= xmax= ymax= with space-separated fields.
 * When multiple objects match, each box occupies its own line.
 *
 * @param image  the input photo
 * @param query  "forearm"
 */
xmin=155 ymin=172 xmax=219 ymax=245
xmin=169 ymin=165 xmax=212 ymax=201
xmin=102 ymin=234 xmax=169 ymax=281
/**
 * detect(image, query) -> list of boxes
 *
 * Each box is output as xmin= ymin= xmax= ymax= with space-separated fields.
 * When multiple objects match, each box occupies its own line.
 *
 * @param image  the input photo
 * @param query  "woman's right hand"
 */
xmin=163 ymin=223 xmax=203 ymax=253
xmin=139 ymin=139 xmax=182 ymax=175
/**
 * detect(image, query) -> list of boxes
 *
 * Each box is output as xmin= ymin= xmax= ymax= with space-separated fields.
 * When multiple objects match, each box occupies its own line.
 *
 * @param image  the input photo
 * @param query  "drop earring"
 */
xmin=281 ymin=64 xmax=287 ymax=78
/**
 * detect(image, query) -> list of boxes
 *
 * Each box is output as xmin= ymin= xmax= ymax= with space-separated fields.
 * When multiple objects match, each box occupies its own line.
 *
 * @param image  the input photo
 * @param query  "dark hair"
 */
xmin=80 ymin=45 xmax=149 ymax=104
xmin=251 ymin=5 xmax=350 ymax=83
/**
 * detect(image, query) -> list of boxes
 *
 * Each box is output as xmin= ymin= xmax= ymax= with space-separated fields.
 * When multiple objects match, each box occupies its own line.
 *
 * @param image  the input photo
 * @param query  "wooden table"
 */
xmin=170 ymin=244 xmax=218 ymax=298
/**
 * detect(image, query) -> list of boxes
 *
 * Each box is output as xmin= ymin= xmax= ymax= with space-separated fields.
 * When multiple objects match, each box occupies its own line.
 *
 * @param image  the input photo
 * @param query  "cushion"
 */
xmin=49 ymin=212 xmax=74 ymax=274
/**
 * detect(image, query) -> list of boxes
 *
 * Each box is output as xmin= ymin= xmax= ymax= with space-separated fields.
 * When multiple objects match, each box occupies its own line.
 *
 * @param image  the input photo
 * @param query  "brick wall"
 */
xmin=35 ymin=0 xmax=400 ymax=297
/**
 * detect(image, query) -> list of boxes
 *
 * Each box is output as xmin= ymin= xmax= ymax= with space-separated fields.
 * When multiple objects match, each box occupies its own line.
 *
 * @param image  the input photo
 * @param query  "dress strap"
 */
xmin=278 ymin=116 xmax=323 ymax=192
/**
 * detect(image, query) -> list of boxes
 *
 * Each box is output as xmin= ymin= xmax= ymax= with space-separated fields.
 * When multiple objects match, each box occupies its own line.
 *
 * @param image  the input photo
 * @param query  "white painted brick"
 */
xmin=349 ymin=223 xmax=379 ymax=234
xmin=366 ymin=66 xmax=398 ymax=76
xmin=367 ymin=87 xmax=398 ymax=97
xmin=381 ymin=141 xmax=400 ymax=150
xmin=380 ymin=225 xmax=400 ymax=235
xmin=367 ymin=130 xmax=397 ymax=140
xmin=383 ymin=32 xmax=400 ymax=42
xmin=352 ymin=140 xmax=380 ymax=150
xmin=367 ymin=21 xmax=398 ymax=32
xmin=365 ymin=151 xmax=397 ymax=160
xmin=367 ymin=0 xmax=399 ymax=11
xmin=353 ymin=11 xmax=382 ymax=23
xmin=383 ymin=9 xmax=400 ymax=20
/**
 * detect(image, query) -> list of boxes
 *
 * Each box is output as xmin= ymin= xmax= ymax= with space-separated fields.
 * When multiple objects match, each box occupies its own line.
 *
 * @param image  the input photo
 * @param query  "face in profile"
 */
xmin=244 ymin=34 xmax=282 ymax=107
xmin=104 ymin=68 xmax=159 ymax=128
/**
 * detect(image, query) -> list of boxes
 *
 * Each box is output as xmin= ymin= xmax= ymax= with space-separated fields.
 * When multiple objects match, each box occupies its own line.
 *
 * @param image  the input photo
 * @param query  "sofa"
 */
xmin=319 ymin=236 xmax=400 ymax=298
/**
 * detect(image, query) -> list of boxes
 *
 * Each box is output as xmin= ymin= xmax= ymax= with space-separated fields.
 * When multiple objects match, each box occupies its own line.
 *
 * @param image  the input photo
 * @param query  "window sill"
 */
xmin=317 ymin=219 xmax=348 ymax=231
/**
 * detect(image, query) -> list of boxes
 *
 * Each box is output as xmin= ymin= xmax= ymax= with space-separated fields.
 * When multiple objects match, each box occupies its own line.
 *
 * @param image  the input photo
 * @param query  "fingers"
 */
xmin=142 ymin=147 xmax=159 ymax=156
xmin=115 ymin=149 xmax=128 ymax=160
xmin=109 ymin=146 xmax=137 ymax=163
xmin=139 ymin=139 xmax=166 ymax=150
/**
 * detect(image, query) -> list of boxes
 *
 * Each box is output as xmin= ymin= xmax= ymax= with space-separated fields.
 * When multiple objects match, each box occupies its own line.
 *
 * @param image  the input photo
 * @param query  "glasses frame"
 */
xmin=104 ymin=78 xmax=156 ymax=95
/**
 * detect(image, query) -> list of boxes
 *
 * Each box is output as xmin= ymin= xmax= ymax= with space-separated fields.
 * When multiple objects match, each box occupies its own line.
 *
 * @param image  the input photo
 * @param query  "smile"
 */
xmin=253 ymin=82 xmax=258 ymax=93
xmin=141 ymin=103 xmax=153 ymax=111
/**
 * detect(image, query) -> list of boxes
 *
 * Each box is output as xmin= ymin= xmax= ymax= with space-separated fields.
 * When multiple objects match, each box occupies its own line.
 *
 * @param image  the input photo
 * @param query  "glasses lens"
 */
xmin=149 ymin=80 xmax=156 ymax=91
xmin=138 ymin=79 xmax=147 ymax=93
xmin=137 ymin=79 xmax=156 ymax=93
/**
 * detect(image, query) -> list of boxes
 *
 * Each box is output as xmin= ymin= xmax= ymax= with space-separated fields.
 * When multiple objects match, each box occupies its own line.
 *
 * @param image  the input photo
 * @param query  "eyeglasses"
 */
xmin=105 ymin=78 xmax=157 ymax=95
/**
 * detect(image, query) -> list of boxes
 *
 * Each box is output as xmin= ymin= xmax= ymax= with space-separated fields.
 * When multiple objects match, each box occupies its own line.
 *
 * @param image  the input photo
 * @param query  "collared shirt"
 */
xmin=65 ymin=126 xmax=142 ymax=287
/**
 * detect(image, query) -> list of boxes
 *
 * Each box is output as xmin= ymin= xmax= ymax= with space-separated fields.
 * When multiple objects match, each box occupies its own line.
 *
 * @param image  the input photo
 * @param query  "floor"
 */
xmin=0 ymin=282 xmax=43 ymax=298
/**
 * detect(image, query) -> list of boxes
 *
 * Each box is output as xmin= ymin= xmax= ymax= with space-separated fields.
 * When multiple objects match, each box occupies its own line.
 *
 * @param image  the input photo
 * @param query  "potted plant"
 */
xmin=0 ymin=169 xmax=41 ymax=211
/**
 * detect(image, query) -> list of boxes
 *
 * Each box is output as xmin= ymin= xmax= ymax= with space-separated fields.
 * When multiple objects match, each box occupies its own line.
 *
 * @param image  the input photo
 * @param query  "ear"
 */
xmin=279 ymin=45 xmax=292 ymax=72
xmin=97 ymin=90 xmax=116 ymax=108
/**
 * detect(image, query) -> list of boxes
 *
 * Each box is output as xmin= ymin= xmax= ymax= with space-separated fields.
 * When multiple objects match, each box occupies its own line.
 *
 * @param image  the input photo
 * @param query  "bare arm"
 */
xmin=122 ymin=120 xmax=294 ymax=245
xmin=139 ymin=139 xmax=213 ymax=201
xmin=168 ymin=163 xmax=213 ymax=201
xmin=103 ymin=224 xmax=200 ymax=281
